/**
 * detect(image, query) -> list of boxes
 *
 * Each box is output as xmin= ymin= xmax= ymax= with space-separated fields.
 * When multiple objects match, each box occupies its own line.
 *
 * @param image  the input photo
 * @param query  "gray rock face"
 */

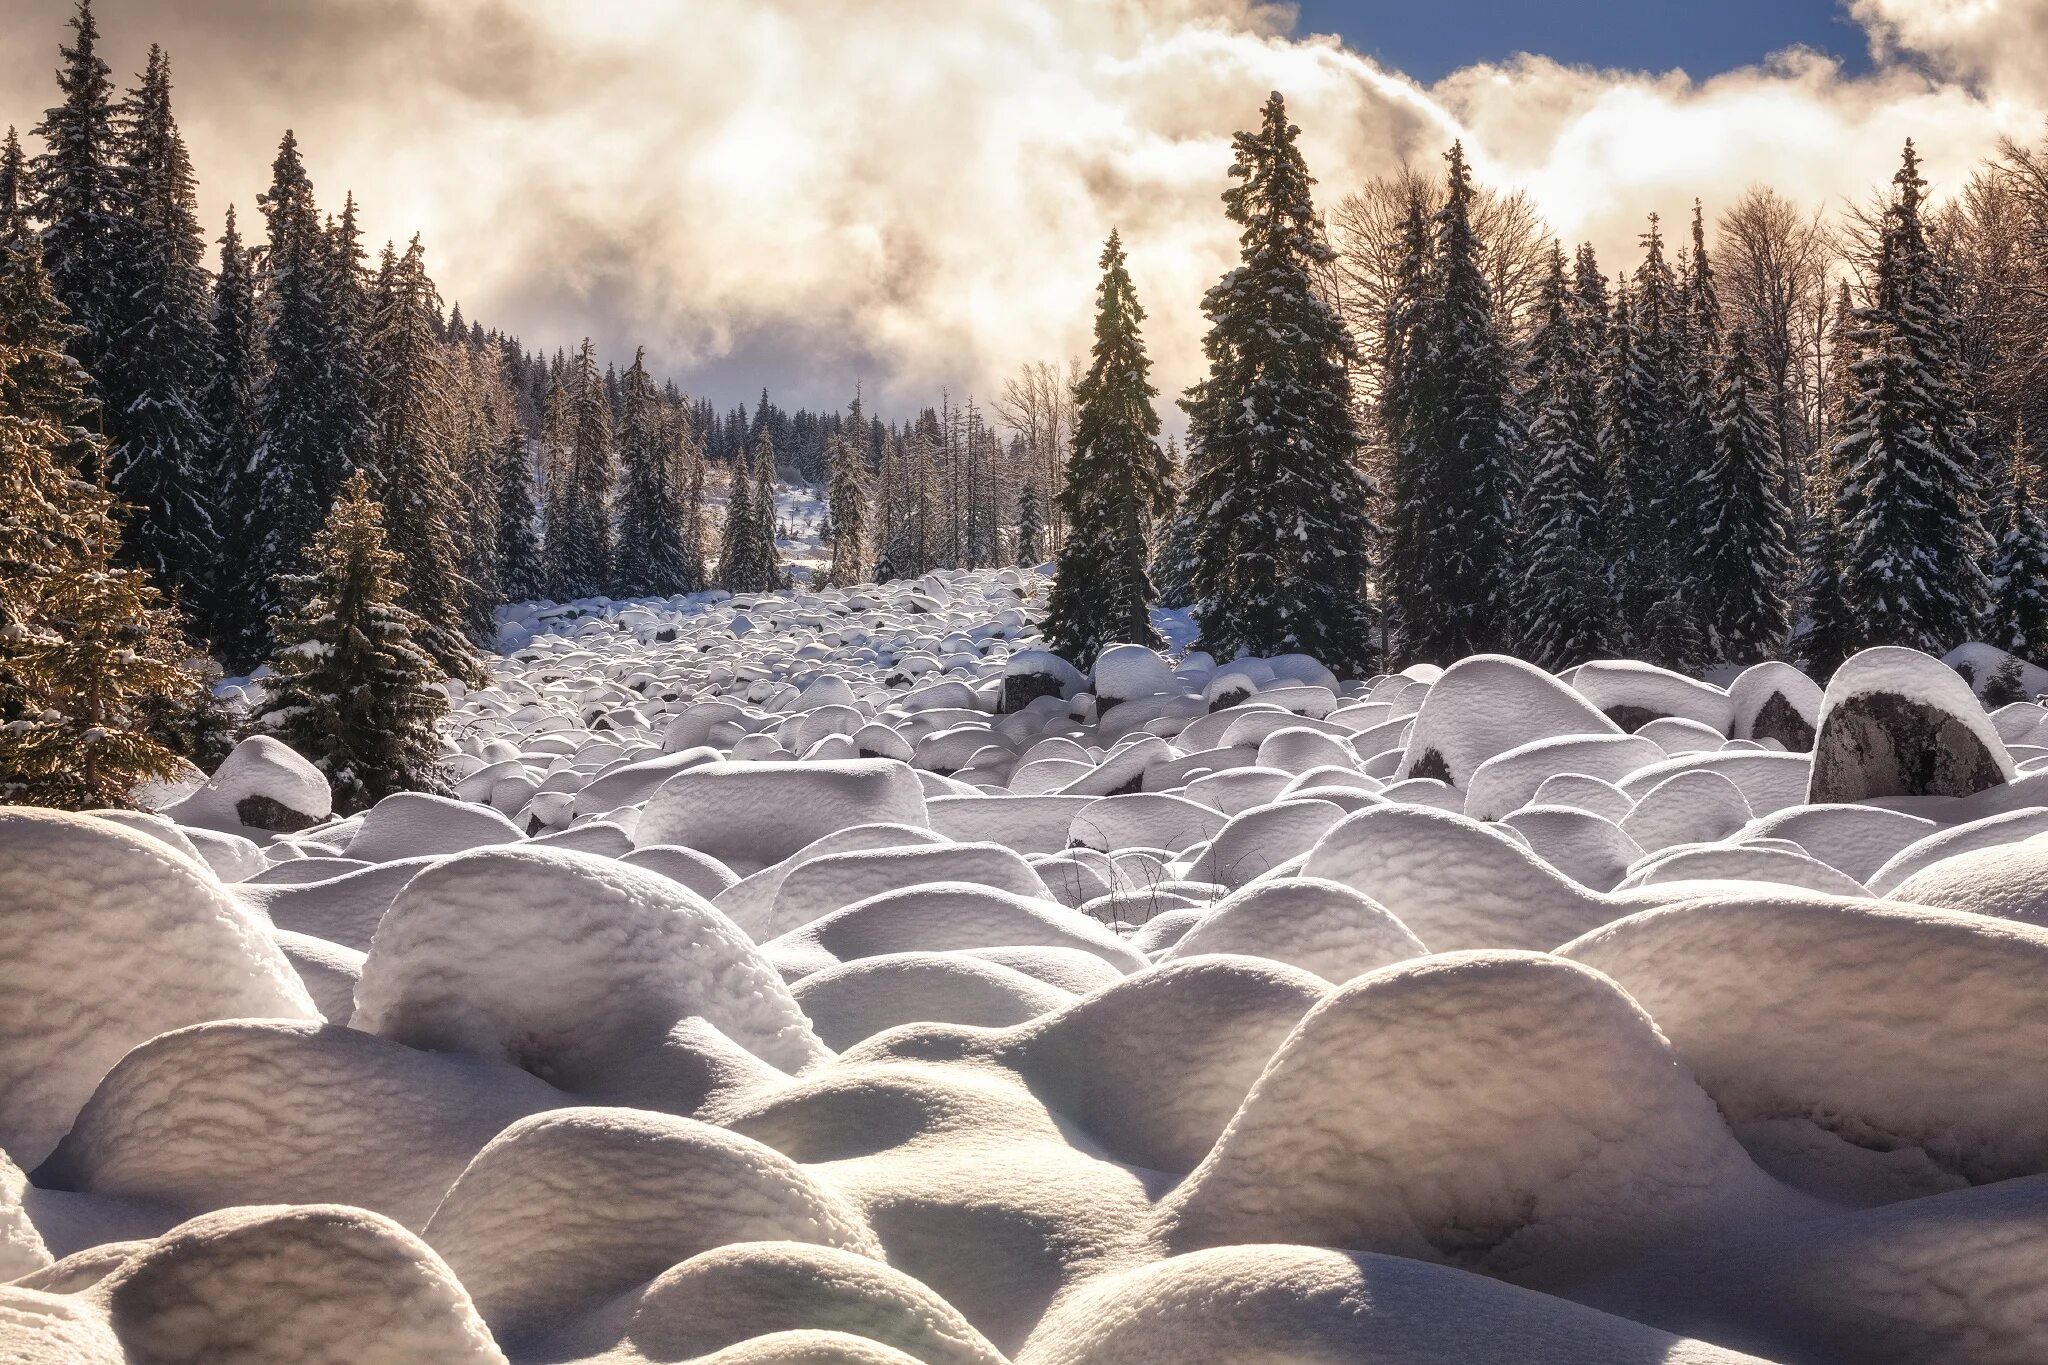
xmin=1747 ymin=691 xmax=1816 ymax=752
xmin=1810 ymin=691 xmax=2008 ymax=803
xmin=235 ymin=793 xmax=322 ymax=833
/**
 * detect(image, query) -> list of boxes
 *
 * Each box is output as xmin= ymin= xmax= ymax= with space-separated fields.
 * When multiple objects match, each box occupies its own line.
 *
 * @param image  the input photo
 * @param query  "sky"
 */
xmin=1 ymin=0 xmax=2044 ymax=419
xmin=1294 ymin=0 xmax=1873 ymax=84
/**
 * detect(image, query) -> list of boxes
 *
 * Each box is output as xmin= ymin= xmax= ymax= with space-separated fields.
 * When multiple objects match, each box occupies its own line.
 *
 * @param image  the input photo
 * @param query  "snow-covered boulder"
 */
xmin=638 ymin=759 xmax=929 ymax=874
xmin=1809 ymin=647 xmax=2016 ymax=804
xmin=1396 ymin=655 xmax=1618 ymax=787
xmin=163 ymin=734 xmax=333 ymax=833
xmin=0 ymin=809 xmax=318 ymax=1166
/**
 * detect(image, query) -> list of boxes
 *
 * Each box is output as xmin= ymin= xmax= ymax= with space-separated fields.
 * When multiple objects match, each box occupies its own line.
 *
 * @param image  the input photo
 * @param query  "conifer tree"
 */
xmin=1834 ymin=142 xmax=1992 ymax=654
xmin=1042 ymin=229 xmax=1172 ymax=666
xmin=677 ymin=427 xmax=708 ymax=595
xmin=1615 ymin=214 xmax=1697 ymax=663
xmin=220 ymin=133 xmax=348 ymax=667
xmin=826 ymin=388 xmax=873 ymax=587
xmin=200 ymin=204 xmax=261 ymax=651
xmin=0 ymin=237 xmax=198 ymax=809
xmin=363 ymin=235 xmax=477 ymax=680
xmin=1379 ymin=189 xmax=1435 ymax=654
xmin=1516 ymin=243 xmax=1611 ymax=669
xmin=0 ymin=202 xmax=98 ymax=475
xmin=750 ymin=433 xmax=787 ymax=589
xmin=262 ymin=469 xmax=448 ymax=814
xmin=29 ymin=0 xmax=122 ymax=402
xmin=1388 ymin=144 xmax=1516 ymax=664
xmin=1015 ymin=480 xmax=1044 ymax=567
xmin=493 ymin=417 xmax=546 ymax=603
xmin=542 ymin=339 xmax=613 ymax=600
xmin=717 ymin=442 xmax=758 ymax=591
xmin=1180 ymin=93 xmax=1377 ymax=674
xmin=1990 ymin=431 xmax=2048 ymax=666
xmin=1695 ymin=328 xmax=1795 ymax=661
xmin=613 ymin=347 xmax=694 ymax=597
xmin=102 ymin=45 xmax=218 ymax=614
xmin=0 ymin=129 xmax=26 ymax=244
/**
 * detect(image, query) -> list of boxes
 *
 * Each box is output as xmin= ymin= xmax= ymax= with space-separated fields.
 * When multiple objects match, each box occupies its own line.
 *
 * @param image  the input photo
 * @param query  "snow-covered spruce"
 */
xmin=11 ymin=568 xmax=2048 ymax=1362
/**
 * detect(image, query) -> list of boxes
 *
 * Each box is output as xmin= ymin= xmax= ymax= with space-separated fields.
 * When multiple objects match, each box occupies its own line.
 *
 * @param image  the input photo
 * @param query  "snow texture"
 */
xmin=8 ymin=569 xmax=2048 ymax=1364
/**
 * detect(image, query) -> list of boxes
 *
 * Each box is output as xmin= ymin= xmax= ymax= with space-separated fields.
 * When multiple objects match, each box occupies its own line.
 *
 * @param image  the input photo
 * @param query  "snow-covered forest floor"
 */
xmin=12 ymin=561 xmax=2048 ymax=1364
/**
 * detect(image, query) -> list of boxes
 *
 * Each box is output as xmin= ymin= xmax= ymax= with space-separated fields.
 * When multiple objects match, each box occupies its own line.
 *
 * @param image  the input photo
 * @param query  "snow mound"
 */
xmin=1734 ymin=802 xmax=1937 ymax=883
xmin=1025 ymin=1244 xmax=1772 ymax=1365
xmin=1564 ymin=892 xmax=2048 ymax=1201
xmin=1728 ymin=660 xmax=1822 ymax=751
xmin=238 ymin=854 xmax=441 ymax=951
xmin=1184 ymin=798 xmax=1349 ymax=889
xmin=1396 ymin=654 xmax=1619 ymax=787
xmin=1866 ymin=806 xmax=2048 ymax=895
xmin=768 ymin=883 xmax=1146 ymax=981
xmin=0 ymin=1148 xmax=49 ymax=1282
xmin=1500 ymin=806 xmax=1644 ymax=891
xmin=424 ymin=1106 xmax=879 ymax=1343
xmin=1160 ymin=876 xmax=1427 ymax=981
xmin=1572 ymin=660 xmax=1736 ymax=733
xmin=1160 ymin=952 xmax=1792 ymax=1275
xmin=561 ymin=1240 xmax=1008 ymax=1365
xmin=343 ymin=791 xmax=524 ymax=862
xmin=1809 ymin=646 xmax=2015 ymax=803
xmin=0 ymin=809 xmax=318 ymax=1167
xmin=98 ymin=1204 xmax=501 ymax=1364
xmin=792 ymin=952 xmax=1075 ymax=1050
xmin=749 ymin=841 xmax=1052 ymax=940
xmin=1891 ymin=830 xmax=2048 ymax=926
xmin=162 ymin=734 xmax=333 ymax=833
xmin=1302 ymin=804 xmax=1613 ymax=950
xmin=1462 ymin=733 xmax=1664 ymax=822
xmin=355 ymin=845 xmax=825 ymax=1100
xmin=638 ymin=759 xmax=929 ymax=874
xmin=37 ymin=1018 xmax=560 ymax=1231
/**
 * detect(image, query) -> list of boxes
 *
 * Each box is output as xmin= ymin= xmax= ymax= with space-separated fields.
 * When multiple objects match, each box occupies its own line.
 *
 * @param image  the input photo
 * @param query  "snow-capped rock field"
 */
xmin=11 ymin=567 xmax=2048 ymax=1364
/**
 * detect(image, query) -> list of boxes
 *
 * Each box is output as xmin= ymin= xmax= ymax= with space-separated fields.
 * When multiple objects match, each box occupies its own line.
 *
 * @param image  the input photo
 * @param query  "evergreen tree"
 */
xmin=0 ymin=238 xmax=197 ymax=809
xmin=1515 ymin=243 xmax=1611 ymax=669
xmin=1990 ymin=432 xmax=2048 ymax=666
xmin=1014 ymin=480 xmax=1044 ymax=567
xmin=199 ymin=204 xmax=260 ymax=651
xmin=0 ymin=128 xmax=27 ymax=244
xmin=750 ymin=432 xmax=787 ymax=590
xmin=0 ymin=203 xmax=98 ymax=475
xmin=363 ymin=235 xmax=477 ymax=680
xmin=677 ymin=425 xmax=708 ymax=594
xmin=220 ymin=133 xmax=348 ymax=668
xmin=1042 ymin=228 xmax=1172 ymax=666
xmin=825 ymin=387 xmax=872 ymax=587
xmin=492 ymin=417 xmax=546 ymax=602
xmin=1389 ymin=144 xmax=1517 ymax=664
xmin=1695 ymin=328 xmax=1795 ymax=661
xmin=717 ymin=435 xmax=759 ymax=591
xmin=542 ymin=339 xmax=613 ymax=599
xmin=1834 ymin=142 xmax=1992 ymax=654
xmin=102 ymin=46 xmax=218 ymax=614
xmin=1179 ymin=93 xmax=1378 ymax=674
xmin=613 ymin=347 xmax=694 ymax=596
xmin=1615 ymin=214 xmax=1698 ymax=663
xmin=262 ymin=469 xmax=448 ymax=814
xmin=29 ymin=0 xmax=122 ymax=406
xmin=1379 ymin=188 xmax=1435 ymax=654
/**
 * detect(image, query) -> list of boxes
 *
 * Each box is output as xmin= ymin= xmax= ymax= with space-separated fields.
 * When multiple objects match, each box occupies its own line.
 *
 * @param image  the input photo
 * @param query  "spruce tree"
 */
xmin=263 ymin=469 xmax=448 ymax=814
xmin=1615 ymin=214 xmax=1697 ymax=664
xmin=102 ymin=46 xmax=218 ymax=615
xmin=613 ymin=347 xmax=694 ymax=597
xmin=543 ymin=339 xmax=613 ymax=600
xmin=0 ymin=129 xmax=26 ymax=244
xmin=1516 ymin=243 xmax=1611 ymax=669
xmin=1179 ymin=92 xmax=1377 ymax=674
xmin=1042 ymin=228 xmax=1171 ymax=666
xmin=0 ymin=201 xmax=98 ymax=475
xmin=826 ymin=389 xmax=872 ymax=587
xmin=0 ymin=240 xmax=197 ymax=809
xmin=1390 ymin=145 xmax=1517 ymax=664
xmin=1379 ymin=189 xmax=1435 ymax=655
xmin=1015 ymin=480 xmax=1044 ymax=567
xmin=1990 ymin=432 xmax=2048 ymax=666
xmin=717 ymin=444 xmax=758 ymax=591
xmin=1695 ymin=328 xmax=1795 ymax=661
xmin=493 ymin=418 xmax=546 ymax=603
xmin=1834 ymin=142 xmax=1992 ymax=654
xmin=363 ymin=235 xmax=477 ymax=680
xmin=200 ymin=205 xmax=261 ymax=653
xmin=221 ymin=133 xmax=346 ymax=668
xmin=29 ymin=0 xmax=122 ymax=407
xmin=750 ymin=433 xmax=787 ymax=590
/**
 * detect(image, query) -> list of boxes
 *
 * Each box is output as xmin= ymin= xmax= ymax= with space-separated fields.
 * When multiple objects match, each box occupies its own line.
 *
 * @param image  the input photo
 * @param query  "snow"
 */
xmin=15 ymin=571 xmax=2048 ymax=1364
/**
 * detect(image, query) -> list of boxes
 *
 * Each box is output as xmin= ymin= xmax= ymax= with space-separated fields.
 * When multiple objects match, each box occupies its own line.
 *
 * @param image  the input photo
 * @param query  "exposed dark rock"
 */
xmin=1810 ymin=691 xmax=2007 ymax=803
xmin=1002 ymin=671 xmax=1065 ymax=716
xmin=234 ymin=794 xmax=320 ymax=833
xmin=1750 ymin=691 xmax=1817 ymax=753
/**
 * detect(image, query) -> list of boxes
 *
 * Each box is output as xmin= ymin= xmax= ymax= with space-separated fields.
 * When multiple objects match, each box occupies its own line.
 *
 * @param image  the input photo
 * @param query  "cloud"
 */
xmin=0 ymin=0 xmax=2041 ymax=415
